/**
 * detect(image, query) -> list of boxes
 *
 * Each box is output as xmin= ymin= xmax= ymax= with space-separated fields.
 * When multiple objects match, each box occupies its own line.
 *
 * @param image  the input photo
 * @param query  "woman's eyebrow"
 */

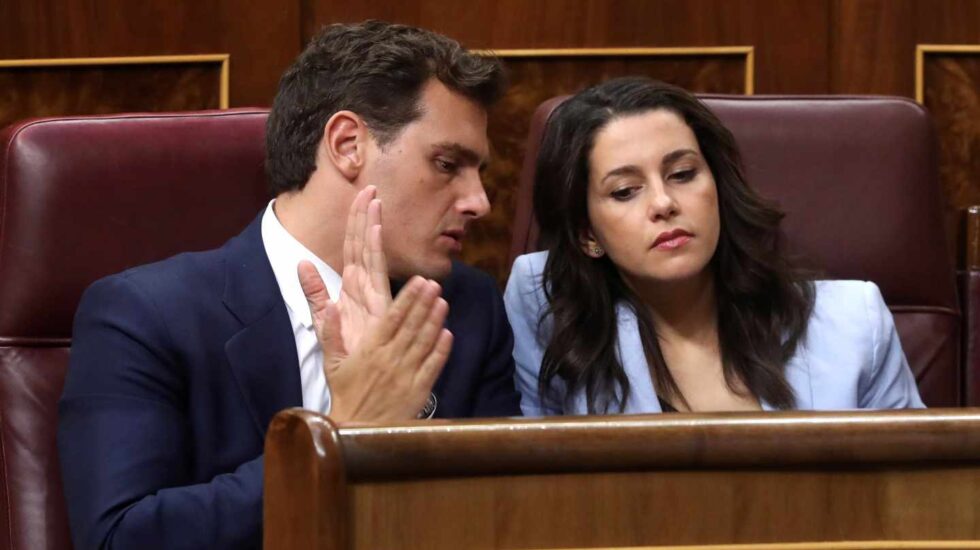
xmin=600 ymin=165 xmax=644 ymax=187
xmin=662 ymin=148 xmax=699 ymax=165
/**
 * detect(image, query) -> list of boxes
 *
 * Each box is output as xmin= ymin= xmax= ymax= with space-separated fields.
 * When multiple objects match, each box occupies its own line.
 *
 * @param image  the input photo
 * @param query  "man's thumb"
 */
xmin=298 ymin=261 xmax=346 ymax=358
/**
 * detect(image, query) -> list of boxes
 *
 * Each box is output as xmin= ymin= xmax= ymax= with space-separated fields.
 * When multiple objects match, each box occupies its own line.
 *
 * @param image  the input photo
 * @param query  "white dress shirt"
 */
xmin=260 ymin=200 xmax=341 ymax=414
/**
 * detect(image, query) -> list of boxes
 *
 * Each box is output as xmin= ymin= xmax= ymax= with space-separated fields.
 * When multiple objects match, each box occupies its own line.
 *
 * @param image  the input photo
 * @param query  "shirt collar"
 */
xmin=261 ymin=200 xmax=342 ymax=329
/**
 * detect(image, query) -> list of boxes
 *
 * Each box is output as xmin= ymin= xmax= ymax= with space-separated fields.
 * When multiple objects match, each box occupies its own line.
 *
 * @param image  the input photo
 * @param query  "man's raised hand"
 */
xmin=298 ymin=185 xmax=451 ymax=423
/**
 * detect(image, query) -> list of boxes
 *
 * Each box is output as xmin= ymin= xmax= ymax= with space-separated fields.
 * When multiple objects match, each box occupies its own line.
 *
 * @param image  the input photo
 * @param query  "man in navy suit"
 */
xmin=58 ymin=21 xmax=521 ymax=549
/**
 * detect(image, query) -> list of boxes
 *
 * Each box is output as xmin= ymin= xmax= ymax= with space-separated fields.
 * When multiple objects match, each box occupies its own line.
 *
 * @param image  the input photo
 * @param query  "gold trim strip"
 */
xmin=0 ymin=54 xmax=231 ymax=109
xmin=914 ymin=44 xmax=980 ymax=104
xmin=474 ymin=46 xmax=755 ymax=96
xmin=541 ymin=540 xmax=980 ymax=550
xmin=476 ymin=46 xmax=754 ymax=57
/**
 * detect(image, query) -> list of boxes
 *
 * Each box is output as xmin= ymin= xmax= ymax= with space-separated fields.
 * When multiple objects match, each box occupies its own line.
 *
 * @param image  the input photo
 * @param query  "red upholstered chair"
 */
xmin=511 ymin=95 xmax=961 ymax=408
xmin=0 ymin=109 xmax=270 ymax=550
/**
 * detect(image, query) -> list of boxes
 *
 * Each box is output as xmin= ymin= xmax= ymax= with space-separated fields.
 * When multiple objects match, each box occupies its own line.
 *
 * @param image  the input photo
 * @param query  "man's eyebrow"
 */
xmin=433 ymin=142 xmax=489 ymax=169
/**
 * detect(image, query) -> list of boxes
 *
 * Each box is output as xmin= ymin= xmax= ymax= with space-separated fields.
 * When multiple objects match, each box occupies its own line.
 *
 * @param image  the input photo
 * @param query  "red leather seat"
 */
xmin=511 ymin=95 xmax=960 ymax=407
xmin=0 ymin=109 xmax=270 ymax=550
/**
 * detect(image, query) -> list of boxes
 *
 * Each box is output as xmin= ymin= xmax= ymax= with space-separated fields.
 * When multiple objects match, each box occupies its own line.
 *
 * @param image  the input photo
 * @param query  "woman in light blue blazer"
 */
xmin=504 ymin=77 xmax=924 ymax=416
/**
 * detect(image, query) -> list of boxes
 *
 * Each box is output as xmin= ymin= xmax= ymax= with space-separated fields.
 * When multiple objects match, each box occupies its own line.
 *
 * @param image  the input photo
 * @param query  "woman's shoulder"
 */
xmin=811 ymin=279 xmax=887 ymax=320
xmin=510 ymin=250 xmax=549 ymax=279
xmin=803 ymin=279 xmax=890 ymax=364
xmin=799 ymin=280 xmax=923 ymax=409
xmin=506 ymin=251 xmax=549 ymax=303
xmin=504 ymin=251 xmax=550 ymax=321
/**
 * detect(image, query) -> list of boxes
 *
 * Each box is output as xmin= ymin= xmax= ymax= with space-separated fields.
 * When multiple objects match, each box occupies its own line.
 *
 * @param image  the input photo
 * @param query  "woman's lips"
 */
xmin=654 ymin=235 xmax=692 ymax=250
xmin=652 ymin=229 xmax=693 ymax=250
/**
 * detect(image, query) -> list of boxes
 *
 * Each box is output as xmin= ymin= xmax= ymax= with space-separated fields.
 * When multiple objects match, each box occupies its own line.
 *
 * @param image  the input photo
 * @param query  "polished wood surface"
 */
xmin=265 ymin=408 xmax=980 ymax=549
xmin=265 ymin=412 xmax=347 ymax=550
xmin=961 ymin=201 xmax=980 ymax=270
xmin=0 ymin=0 xmax=299 ymax=106
xmin=0 ymin=56 xmax=226 ymax=129
xmin=920 ymin=46 xmax=980 ymax=257
xmin=538 ymin=543 xmax=980 ymax=549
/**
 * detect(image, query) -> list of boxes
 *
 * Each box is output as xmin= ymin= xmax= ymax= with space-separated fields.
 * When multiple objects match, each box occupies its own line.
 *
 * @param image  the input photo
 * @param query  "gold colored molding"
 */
xmin=915 ymin=44 xmax=980 ymax=104
xmin=0 ymin=54 xmax=231 ymax=108
xmin=474 ymin=46 xmax=755 ymax=95
xmin=541 ymin=540 xmax=980 ymax=550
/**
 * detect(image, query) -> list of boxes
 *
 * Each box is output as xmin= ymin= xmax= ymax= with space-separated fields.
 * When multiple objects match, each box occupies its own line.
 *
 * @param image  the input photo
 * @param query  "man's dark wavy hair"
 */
xmin=533 ymin=77 xmax=815 ymax=413
xmin=265 ymin=20 xmax=506 ymax=195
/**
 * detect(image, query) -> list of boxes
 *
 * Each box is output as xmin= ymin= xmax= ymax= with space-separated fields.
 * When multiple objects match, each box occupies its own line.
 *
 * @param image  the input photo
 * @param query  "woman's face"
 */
xmin=584 ymin=108 xmax=720 ymax=290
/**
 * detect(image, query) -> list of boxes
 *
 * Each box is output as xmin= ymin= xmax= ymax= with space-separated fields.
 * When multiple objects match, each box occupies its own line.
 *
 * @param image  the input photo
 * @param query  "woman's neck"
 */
xmin=628 ymin=270 xmax=718 ymax=347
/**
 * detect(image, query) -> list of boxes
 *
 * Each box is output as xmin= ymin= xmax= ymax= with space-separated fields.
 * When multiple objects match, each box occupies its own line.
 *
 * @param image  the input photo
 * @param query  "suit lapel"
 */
xmin=221 ymin=214 xmax=303 ymax=436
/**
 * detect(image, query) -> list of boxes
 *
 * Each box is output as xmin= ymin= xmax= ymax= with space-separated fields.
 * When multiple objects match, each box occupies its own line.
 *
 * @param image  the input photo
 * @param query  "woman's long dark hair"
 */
xmin=534 ymin=77 xmax=815 ymax=413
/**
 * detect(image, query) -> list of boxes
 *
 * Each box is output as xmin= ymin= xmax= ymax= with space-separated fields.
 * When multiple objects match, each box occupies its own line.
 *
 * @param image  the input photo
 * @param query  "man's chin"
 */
xmin=389 ymin=257 xmax=453 ymax=283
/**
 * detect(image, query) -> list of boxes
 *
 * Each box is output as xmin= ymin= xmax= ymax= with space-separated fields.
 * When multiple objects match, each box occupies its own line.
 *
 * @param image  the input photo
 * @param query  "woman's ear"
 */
xmin=580 ymin=229 xmax=605 ymax=258
xmin=320 ymin=110 xmax=367 ymax=181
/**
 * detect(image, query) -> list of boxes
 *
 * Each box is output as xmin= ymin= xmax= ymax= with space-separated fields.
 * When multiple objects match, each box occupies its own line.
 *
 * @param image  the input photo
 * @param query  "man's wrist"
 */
xmin=416 ymin=393 xmax=437 ymax=419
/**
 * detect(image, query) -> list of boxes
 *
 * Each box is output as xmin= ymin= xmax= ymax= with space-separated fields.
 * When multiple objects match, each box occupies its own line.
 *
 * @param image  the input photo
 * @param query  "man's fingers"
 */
xmin=401 ymin=296 xmax=448 ymax=367
xmin=389 ymin=280 xmax=440 ymax=350
xmin=351 ymin=187 xmax=373 ymax=270
xmin=368 ymin=276 xmax=426 ymax=343
xmin=368 ymin=220 xmax=392 ymax=309
xmin=344 ymin=185 xmax=375 ymax=267
xmin=362 ymin=198 xmax=380 ymax=268
xmin=319 ymin=299 xmax=346 ymax=360
xmin=415 ymin=329 xmax=453 ymax=390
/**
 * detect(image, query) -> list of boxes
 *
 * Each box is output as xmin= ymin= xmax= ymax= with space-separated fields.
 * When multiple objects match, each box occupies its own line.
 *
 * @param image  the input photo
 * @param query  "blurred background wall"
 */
xmin=2 ymin=0 xmax=979 ymax=283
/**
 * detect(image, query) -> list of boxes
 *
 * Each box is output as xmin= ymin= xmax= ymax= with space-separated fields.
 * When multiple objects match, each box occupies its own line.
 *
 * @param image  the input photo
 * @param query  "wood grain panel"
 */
xmin=264 ymin=408 xmax=980 ymax=549
xmin=830 ymin=0 xmax=915 ymax=95
xmin=915 ymin=0 xmax=980 ymax=44
xmin=0 ymin=0 xmax=299 ymax=107
xmin=304 ymin=0 xmax=828 ymax=94
xmin=350 ymin=468 xmax=980 ymax=549
xmin=0 ymin=59 xmax=225 ymax=129
xmin=471 ymin=51 xmax=749 ymax=283
xmin=920 ymin=48 xmax=980 ymax=260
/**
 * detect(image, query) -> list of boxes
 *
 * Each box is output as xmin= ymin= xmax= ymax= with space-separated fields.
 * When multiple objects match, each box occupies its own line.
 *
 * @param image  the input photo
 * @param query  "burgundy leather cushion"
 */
xmin=512 ymin=96 xmax=959 ymax=407
xmin=0 ymin=348 xmax=70 ymax=550
xmin=0 ymin=109 xmax=271 ymax=341
xmin=0 ymin=109 xmax=271 ymax=550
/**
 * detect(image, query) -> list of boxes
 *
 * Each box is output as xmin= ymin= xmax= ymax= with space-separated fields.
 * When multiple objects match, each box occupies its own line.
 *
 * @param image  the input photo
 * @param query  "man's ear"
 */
xmin=321 ymin=110 xmax=368 ymax=181
xmin=580 ymin=228 xmax=605 ymax=258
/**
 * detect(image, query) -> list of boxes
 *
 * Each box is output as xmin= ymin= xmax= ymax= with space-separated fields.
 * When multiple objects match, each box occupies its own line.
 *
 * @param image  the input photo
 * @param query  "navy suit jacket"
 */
xmin=58 ymin=213 xmax=522 ymax=549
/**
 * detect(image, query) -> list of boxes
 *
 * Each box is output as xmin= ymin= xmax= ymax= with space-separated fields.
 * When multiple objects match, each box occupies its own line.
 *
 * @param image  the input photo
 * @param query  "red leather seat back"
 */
xmin=0 ymin=109 xmax=271 ymax=549
xmin=511 ymin=96 xmax=959 ymax=407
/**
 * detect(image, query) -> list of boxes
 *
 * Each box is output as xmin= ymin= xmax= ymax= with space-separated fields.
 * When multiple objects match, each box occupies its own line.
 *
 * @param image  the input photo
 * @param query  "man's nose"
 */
xmin=458 ymin=171 xmax=491 ymax=219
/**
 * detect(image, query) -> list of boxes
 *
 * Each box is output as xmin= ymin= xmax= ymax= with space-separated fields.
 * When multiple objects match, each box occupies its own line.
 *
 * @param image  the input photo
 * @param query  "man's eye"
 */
xmin=435 ymin=159 xmax=457 ymax=173
xmin=670 ymin=169 xmax=697 ymax=182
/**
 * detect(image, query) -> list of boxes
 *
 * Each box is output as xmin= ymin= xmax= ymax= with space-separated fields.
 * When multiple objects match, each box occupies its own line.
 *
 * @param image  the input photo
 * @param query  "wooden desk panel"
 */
xmin=265 ymin=409 xmax=980 ymax=549
xmin=350 ymin=468 xmax=980 ymax=549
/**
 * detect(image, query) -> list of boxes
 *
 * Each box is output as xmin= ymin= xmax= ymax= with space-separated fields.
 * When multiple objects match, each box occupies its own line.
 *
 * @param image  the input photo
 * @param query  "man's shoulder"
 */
xmin=106 ymin=245 xmax=227 ymax=302
xmin=88 ymin=215 xmax=263 ymax=307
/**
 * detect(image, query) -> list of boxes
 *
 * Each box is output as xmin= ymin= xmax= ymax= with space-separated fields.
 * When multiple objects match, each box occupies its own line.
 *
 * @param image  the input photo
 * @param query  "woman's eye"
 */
xmin=670 ymin=169 xmax=696 ymax=182
xmin=610 ymin=187 xmax=637 ymax=201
